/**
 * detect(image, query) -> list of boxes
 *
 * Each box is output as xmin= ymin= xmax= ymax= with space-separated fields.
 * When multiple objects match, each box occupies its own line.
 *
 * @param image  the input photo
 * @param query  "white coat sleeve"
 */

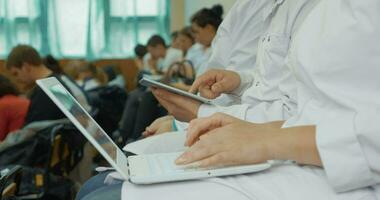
xmin=289 ymin=0 xmax=380 ymax=192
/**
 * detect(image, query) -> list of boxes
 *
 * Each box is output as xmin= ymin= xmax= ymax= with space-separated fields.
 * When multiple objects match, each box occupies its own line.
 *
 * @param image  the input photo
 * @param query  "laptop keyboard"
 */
xmin=128 ymin=152 xmax=272 ymax=184
xmin=129 ymin=152 xmax=202 ymax=176
xmin=147 ymin=153 xmax=201 ymax=174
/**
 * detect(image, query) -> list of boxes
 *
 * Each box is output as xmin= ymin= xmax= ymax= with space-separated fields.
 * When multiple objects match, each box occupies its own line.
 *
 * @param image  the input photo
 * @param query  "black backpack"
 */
xmin=87 ymin=85 xmax=128 ymax=134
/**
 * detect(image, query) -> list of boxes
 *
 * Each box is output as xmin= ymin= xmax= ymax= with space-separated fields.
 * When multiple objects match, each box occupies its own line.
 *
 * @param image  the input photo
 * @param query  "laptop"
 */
xmin=37 ymin=77 xmax=271 ymax=184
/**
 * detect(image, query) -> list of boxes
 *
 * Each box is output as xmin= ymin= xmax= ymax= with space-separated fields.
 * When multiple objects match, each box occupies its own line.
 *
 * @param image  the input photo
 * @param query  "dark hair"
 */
xmin=0 ymin=75 xmax=19 ymax=98
xmin=191 ymin=4 xmax=224 ymax=30
xmin=134 ymin=44 xmax=148 ymax=59
xmin=179 ymin=26 xmax=195 ymax=44
xmin=77 ymin=62 xmax=108 ymax=85
xmin=6 ymin=44 xmax=42 ymax=69
xmin=147 ymin=35 xmax=166 ymax=47
xmin=43 ymin=54 xmax=63 ymax=74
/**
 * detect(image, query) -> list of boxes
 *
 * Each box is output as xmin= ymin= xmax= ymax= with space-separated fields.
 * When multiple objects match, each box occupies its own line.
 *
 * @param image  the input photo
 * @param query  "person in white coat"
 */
xmin=78 ymin=0 xmax=380 ymax=199
xmin=155 ymin=0 xmax=308 ymax=123
xmin=119 ymin=0 xmax=380 ymax=199
xmin=143 ymin=0 xmax=284 ymax=136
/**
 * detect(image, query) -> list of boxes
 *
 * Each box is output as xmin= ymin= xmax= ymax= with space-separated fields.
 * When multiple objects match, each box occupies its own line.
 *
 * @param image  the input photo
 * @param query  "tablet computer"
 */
xmin=139 ymin=77 xmax=213 ymax=105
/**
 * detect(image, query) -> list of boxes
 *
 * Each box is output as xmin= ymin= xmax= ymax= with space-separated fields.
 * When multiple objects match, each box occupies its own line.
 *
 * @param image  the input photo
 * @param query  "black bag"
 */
xmin=0 ymin=126 xmax=53 ymax=167
xmin=0 ymin=124 xmax=85 ymax=174
xmin=16 ymin=167 xmax=75 ymax=200
xmin=87 ymin=85 xmax=128 ymax=134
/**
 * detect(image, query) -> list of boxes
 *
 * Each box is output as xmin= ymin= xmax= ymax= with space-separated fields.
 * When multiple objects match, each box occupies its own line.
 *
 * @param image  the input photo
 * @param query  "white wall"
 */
xmin=184 ymin=0 xmax=236 ymax=25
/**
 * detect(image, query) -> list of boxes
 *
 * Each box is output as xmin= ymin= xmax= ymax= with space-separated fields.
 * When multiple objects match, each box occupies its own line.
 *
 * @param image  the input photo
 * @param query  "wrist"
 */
xmin=231 ymin=71 xmax=254 ymax=96
xmin=190 ymin=103 xmax=201 ymax=120
xmin=268 ymin=125 xmax=321 ymax=166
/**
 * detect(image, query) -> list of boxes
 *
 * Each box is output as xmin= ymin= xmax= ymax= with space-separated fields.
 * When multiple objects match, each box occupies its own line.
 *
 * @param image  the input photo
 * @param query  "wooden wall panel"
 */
xmin=0 ymin=59 xmax=139 ymax=92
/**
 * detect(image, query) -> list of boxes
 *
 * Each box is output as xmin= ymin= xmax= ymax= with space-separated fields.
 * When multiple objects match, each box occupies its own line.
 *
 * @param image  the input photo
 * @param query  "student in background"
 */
xmin=144 ymin=0 xmax=274 ymax=136
xmin=170 ymin=31 xmax=181 ymax=50
xmin=134 ymin=44 xmax=148 ymax=71
xmin=0 ymin=75 xmax=30 ymax=141
xmin=126 ymin=22 xmax=216 ymax=141
xmin=6 ymin=45 xmax=71 ymax=125
xmin=186 ymin=4 xmax=223 ymax=76
xmin=143 ymin=35 xmax=183 ymax=74
xmin=76 ymin=62 xmax=108 ymax=91
xmin=166 ymin=3 xmax=225 ymax=93
xmin=176 ymin=27 xmax=195 ymax=56
xmin=80 ymin=0 xmax=380 ymax=199
xmin=43 ymin=55 xmax=92 ymax=111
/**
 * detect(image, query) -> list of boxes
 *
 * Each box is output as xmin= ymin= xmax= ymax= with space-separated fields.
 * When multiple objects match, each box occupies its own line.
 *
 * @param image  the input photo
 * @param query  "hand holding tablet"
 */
xmin=139 ymin=77 xmax=214 ymax=105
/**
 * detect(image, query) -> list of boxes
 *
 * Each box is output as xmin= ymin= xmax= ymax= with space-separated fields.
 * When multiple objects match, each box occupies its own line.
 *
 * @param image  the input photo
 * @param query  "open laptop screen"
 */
xmin=48 ymin=83 xmax=117 ymax=161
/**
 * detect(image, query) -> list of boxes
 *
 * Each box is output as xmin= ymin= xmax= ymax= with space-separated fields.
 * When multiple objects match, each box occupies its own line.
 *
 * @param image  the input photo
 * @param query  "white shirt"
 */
xmin=160 ymin=47 xmax=183 ymax=72
xmin=174 ymin=0 xmax=275 ymax=129
xmin=143 ymin=47 xmax=183 ymax=73
xmin=185 ymin=43 xmax=211 ymax=76
xmin=207 ymin=0 xmax=274 ymax=73
xmin=282 ymin=0 xmax=380 ymax=194
xmin=122 ymin=0 xmax=380 ymax=199
xmin=198 ymin=0 xmax=307 ymax=123
xmin=123 ymin=1 xmax=380 ymax=199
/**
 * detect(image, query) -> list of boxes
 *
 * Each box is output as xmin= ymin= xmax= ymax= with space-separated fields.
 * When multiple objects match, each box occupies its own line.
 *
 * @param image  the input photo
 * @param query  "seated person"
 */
xmin=142 ymin=34 xmax=183 ymax=75
xmin=103 ymin=65 xmax=126 ymax=89
xmin=43 ymin=55 xmax=92 ymax=111
xmin=0 ymin=75 xmax=30 ymax=141
xmin=170 ymin=31 xmax=181 ymax=50
xmin=187 ymin=4 xmax=222 ymax=76
xmin=77 ymin=1 xmax=380 ymax=199
xmin=133 ymin=44 xmax=148 ymax=72
xmin=115 ymin=35 xmax=184 ymax=142
xmin=168 ymin=5 xmax=223 ymax=91
xmin=6 ymin=45 xmax=72 ymax=126
xmin=76 ymin=62 xmax=108 ymax=91
xmin=176 ymin=27 xmax=195 ymax=56
xmin=143 ymin=0 xmax=276 ymax=136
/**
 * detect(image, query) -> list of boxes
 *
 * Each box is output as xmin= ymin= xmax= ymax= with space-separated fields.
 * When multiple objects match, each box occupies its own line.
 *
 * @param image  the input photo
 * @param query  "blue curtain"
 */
xmin=0 ymin=0 xmax=170 ymax=59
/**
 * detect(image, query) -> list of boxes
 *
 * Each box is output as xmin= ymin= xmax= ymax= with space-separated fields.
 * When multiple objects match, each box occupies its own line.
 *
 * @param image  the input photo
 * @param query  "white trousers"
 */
xmin=121 ymin=164 xmax=377 ymax=200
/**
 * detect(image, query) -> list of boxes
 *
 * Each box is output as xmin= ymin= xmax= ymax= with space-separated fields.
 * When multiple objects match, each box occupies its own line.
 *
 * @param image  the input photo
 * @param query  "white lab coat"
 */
xmin=205 ymin=0 xmax=275 ymax=107
xmin=174 ymin=0 xmax=275 ymax=130
xmin=281 ymin=0 xmax=380 ymax=194
xmin=197 ymin=0 xmax=306 ymax=123
xmin=121 ymin=0 xmax=380 ymax=199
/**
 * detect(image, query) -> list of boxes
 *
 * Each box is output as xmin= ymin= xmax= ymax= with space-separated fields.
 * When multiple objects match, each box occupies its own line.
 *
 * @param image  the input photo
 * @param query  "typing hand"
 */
xmin=177 ymin=113 xmax=285 ymax=168
xmin=189 ymin=69 xmax=241 ymax=99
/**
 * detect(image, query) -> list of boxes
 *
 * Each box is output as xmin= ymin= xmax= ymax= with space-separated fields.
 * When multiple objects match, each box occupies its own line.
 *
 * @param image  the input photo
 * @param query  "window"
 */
xmin=0 ymin=0 xmax=170 ymax=59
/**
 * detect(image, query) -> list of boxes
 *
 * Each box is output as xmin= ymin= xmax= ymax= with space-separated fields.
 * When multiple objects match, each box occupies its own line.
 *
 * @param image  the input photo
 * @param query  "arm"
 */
xmin=176 ymin=113 xmax=321 ymax=168
xmin=272 ymin=125 xmax=321 ymax=166
xmin=282 ymin=0 xmax=380 ymax=192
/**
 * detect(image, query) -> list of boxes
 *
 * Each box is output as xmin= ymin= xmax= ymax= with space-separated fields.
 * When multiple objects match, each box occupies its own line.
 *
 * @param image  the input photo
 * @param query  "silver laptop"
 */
xmin=37 ymin=77 xmax=271 ymax=184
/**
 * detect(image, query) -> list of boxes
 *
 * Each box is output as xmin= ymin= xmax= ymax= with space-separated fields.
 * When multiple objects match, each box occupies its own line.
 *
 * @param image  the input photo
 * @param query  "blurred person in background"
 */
xmin=6 ymin=45 xmax=71 ymax=125
xmin=43 ymin=55 xmax=92 ymax=111
xmin=0 ymin=75 xmax=30 ymax=141
xmin=170 ymin=31 xmax=181 ymax=49
xmin=76 ymin=62 xmax=108 ymax=91
xmin=143 ymin=35 xmax=183 ymax=75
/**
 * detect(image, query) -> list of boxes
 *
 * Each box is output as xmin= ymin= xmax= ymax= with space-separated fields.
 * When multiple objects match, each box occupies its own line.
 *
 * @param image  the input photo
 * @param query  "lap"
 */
xmin=122 ymin=165 xmax=376 ymax=200
xmin=76 ymin=171 xmax=123 ymax=200
xmin=82 ymin=183 xmax=122 ymax=200
xmin=76 ymin=172 xmax=110 ymax=200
